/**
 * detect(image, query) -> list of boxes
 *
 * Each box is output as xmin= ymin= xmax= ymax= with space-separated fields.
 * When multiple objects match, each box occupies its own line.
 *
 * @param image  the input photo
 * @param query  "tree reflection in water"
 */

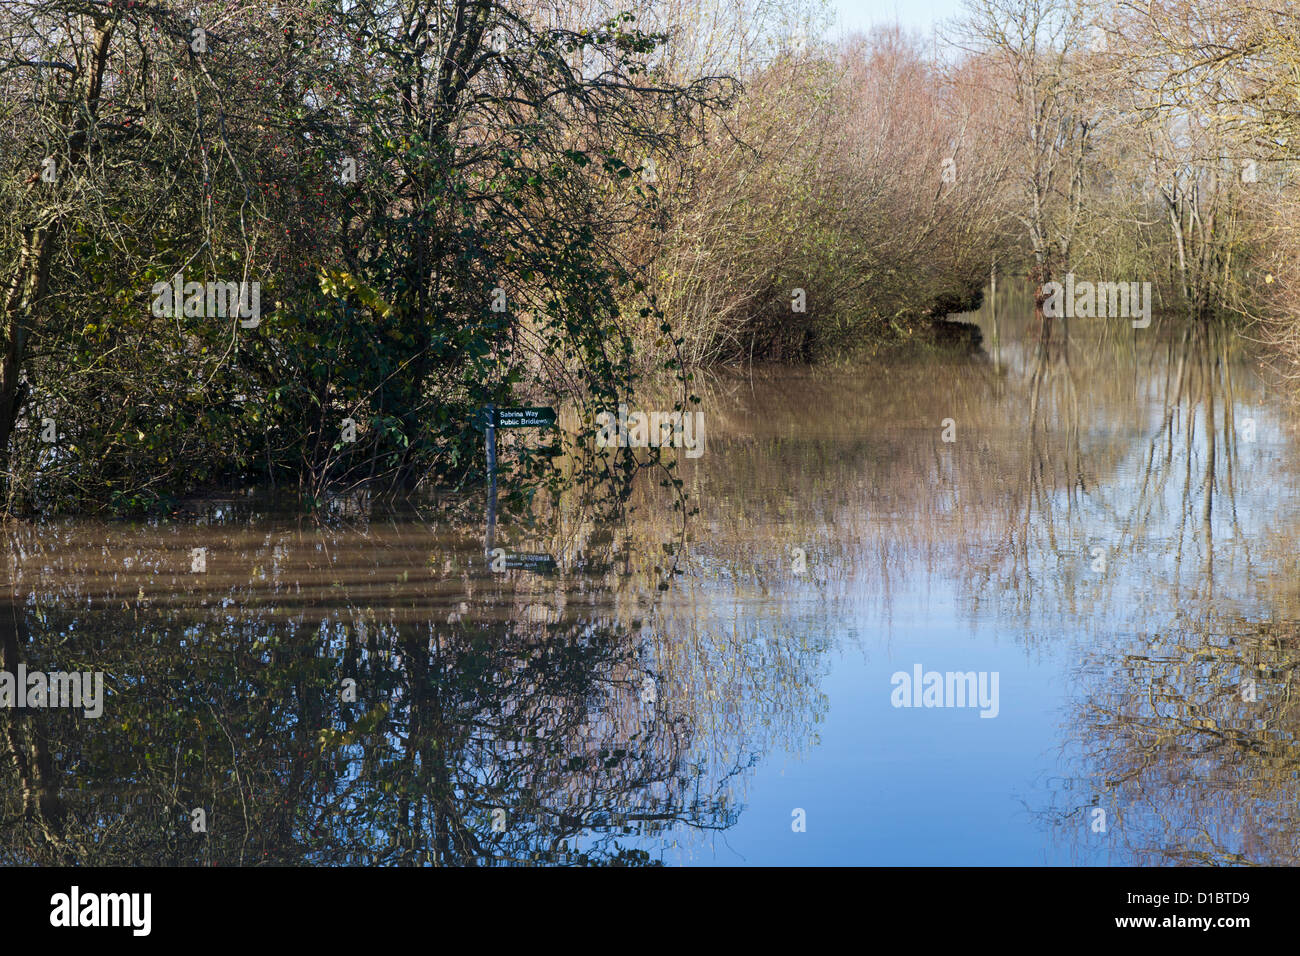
xmin=7 ymin=295 xmax=1300 ymax=865
xmin=0 ymin=509 xmax=827 ymax=866
xmin=1029 ymin=320 xmax=1300 ymax=865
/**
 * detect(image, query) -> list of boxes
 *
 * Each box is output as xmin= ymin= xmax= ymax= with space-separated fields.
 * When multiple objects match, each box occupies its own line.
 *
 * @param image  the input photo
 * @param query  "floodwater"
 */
xmin=4 ymin=290 xmax=1300 ymax=866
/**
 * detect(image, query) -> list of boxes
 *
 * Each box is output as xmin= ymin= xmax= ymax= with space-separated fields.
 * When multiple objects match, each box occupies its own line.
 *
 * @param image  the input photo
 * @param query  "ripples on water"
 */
xmin=3 ymin=295 xmax=1299 ymax=866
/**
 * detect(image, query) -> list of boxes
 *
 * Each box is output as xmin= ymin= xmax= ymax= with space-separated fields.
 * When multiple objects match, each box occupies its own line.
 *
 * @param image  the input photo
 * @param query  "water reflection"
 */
xmin=1032 ymin=320 xmax=1300 ymax=866
xmin=0 ymin=521 xmax=797 ymax=865
xmin=5 ymin=289 xmax=1300 ymax=865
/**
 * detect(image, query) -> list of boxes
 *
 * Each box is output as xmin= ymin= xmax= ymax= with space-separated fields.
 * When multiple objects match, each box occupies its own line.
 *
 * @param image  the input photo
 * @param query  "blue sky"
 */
xmin=831 ymin=0 xmax=965 ymax=36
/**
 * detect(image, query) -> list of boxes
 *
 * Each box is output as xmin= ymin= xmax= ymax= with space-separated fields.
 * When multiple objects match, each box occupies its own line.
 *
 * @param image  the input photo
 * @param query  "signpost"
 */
xmin=497 ymin=552 xmax=558 ymax=574
xmin=485 ymin=404 xmax=498 ymax=550
xmin=482 ymin=405 xmax=558 ymax=568
xmin=492 ymin=407 xmax=557 ymax=429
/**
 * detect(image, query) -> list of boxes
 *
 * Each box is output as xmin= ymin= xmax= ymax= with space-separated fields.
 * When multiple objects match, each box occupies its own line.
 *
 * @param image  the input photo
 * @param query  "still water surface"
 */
xmin=4 ymin=300 xmax=1298 ymax=865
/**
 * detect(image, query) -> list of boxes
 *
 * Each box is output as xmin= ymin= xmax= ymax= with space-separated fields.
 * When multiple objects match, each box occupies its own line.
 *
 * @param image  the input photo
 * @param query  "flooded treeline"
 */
xmin=9 ymin=0 xmax=1300 ymax=514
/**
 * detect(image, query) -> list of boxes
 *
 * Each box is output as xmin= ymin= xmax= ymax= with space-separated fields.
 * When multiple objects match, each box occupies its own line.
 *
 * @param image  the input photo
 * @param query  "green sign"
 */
xmin=500 ymin=552 xmax=557 ymax=574
xmin=492 ymin=407 xmax=557 ymax=429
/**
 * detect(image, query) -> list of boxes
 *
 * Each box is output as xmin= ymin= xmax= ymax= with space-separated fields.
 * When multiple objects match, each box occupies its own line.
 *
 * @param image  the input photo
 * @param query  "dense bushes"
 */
xmin=639 ymin=31 xmax=1013 ymax=364
xmin=8 ymin=0 xmax=1300 ymax=514
xmin=0 ymin=0 xmax=726 ymax=512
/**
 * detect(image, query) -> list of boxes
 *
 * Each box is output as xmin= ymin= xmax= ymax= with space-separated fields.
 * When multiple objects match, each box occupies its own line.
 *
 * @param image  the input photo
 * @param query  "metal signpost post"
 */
xmin=482 ymin=405 xmax=557 ymax=569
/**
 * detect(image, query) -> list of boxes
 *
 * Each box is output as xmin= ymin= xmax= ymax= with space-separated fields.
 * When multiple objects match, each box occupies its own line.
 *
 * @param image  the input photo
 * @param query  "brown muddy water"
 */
xmin=3 ymin=297 xmax=1300 ymax=866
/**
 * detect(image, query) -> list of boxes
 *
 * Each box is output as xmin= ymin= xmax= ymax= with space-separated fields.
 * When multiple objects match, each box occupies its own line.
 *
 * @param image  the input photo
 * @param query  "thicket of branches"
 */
xmin=6 ymin=0 xmax=1300 ymax=513
xmin=0 ymin=0 xmax=731 ymax=512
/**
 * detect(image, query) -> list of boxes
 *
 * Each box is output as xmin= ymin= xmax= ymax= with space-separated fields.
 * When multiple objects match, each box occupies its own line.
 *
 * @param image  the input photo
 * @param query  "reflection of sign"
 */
xmin=503 ymin=552 xmax=557 ymax=573
xmin=493 ymin=407 xmax=556 ymax=429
